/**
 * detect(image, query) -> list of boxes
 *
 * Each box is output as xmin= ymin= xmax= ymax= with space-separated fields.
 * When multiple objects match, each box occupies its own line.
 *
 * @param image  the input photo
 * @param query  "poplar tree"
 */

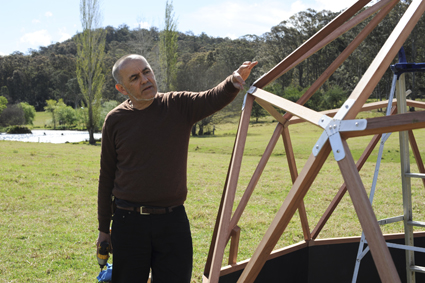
xmin=75 ymin=0 xmax=106 ymax=144
xmin=159 ymin=0 xmax=178 ymax=92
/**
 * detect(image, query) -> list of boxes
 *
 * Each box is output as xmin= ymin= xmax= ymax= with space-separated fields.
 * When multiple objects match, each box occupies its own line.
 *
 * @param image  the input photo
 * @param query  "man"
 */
xmin=97 ymin=54 xmax=257 ymax=282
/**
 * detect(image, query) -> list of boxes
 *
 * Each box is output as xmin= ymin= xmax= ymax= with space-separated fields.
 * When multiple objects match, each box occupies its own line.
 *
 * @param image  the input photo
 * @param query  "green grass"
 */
xmin=1 ymin=110 xmax=425 ymax=282
xmin=32 ymin=111 xmax=52 ymax=129
xmin=0 ymin=142 xmax=99 ymax=282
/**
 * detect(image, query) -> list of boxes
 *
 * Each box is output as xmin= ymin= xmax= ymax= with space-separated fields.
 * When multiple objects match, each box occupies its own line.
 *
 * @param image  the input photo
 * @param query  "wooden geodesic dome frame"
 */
xmin=202 ymin=0 xmax=425 ymax=282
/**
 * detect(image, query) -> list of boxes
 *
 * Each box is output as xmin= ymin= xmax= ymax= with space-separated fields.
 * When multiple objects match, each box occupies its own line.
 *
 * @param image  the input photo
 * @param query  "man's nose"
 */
xmin=140 ymin=73 xmax=148 ymax=84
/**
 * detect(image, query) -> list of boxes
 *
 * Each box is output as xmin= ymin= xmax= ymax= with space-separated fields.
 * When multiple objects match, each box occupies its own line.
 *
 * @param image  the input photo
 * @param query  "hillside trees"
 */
xmin=0 ymin=49 xmax=77 ymax=111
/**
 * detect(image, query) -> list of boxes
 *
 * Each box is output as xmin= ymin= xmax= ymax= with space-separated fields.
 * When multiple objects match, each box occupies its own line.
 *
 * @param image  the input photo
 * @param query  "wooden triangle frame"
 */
xmin=203 ymin=0 xmax=425 ymax=282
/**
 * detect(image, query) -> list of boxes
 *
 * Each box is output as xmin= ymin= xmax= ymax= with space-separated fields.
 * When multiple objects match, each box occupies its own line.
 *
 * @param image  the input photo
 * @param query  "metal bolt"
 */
xmin=345 ymin=104 xmax=349 ymax=109
xmin=333 ymin=124 xmax=337 ymax=129
xmin=316 ymin=145 xmax=319 ymax=149
xmin=355 ymin=122 xmax=359 ymax=127
xmin=329 ymin=125 xmax=332 ymax=130
xmin=336 ymin=149 xmax=340 ymax=153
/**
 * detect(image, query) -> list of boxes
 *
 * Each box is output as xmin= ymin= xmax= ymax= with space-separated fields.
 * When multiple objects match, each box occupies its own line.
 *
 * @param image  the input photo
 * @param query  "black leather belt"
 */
xmin=116 ymin=205 xmax=181 ymax=215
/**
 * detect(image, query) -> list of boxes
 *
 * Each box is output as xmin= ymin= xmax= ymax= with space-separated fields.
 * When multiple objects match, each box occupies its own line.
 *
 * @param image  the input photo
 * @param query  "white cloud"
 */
xmin=225 ymin=33 xmax=237 ymax=40
xmin=58 ymin=28 xmax=72 ymax=42
xmin=181 ymin=0 xmax=365 ymax=38
xmin=0 ymin=51 xmax=6 ymax=56
xmin=32 ymin=19 xmax=41 ymax=24
xmin=184 ymin=0 xmax=309 ymax=38
xmin=45 ymin=11 xmax=53 ymax=17
xmin=138 ymin=21 xmax=151 ymax=29
xmin=314 ymin=0 xmax=358 ymax=12
xmin=291 ymin=0 xmax=308 ymax=13
xmin=20 ymin=30 xmax=52 ymax=47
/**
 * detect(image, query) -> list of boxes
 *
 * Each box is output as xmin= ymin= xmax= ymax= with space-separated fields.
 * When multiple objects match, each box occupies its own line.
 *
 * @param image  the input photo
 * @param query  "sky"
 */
xmin=0 ymin=0 xmax=357 ymax=56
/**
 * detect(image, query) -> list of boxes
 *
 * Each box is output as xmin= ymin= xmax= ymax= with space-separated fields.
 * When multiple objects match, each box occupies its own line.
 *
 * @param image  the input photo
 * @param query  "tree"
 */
xmin=19 ymin=102 xmax=36 ymax=125
xmin=44 ymin=99 xmax=60 ymax=129
xmin=0 ymin=95 xmax=7 ymax=115
xmin=44 ymin=99 xmax=77 ymax=128
xmin=66 ymin=78 xmax=82 ymax=109
xmin=159 ymin=0 xmax=178 ymax=92
xmin=75 ymin=0 xmax=106 ymax=144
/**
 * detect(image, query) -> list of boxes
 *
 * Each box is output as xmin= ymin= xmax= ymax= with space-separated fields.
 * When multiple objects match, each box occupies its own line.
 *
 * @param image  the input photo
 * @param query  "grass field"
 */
xmin=32 ymin=112 xmax=52 ymax=129
xmin=1 ymin=110 xmax=425 ymax=282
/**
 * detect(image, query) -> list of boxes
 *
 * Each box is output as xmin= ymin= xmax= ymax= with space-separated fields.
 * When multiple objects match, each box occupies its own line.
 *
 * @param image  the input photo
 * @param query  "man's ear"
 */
xmin=115 ymin=84 xmax=128 ymax=95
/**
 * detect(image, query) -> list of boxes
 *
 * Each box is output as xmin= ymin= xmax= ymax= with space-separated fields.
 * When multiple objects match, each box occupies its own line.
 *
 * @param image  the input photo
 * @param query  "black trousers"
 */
xmin=111 ymin=205 xmax=193 ymax=283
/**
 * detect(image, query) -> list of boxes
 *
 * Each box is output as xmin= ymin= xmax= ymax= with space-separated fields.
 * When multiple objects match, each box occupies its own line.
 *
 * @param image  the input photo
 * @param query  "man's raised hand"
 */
xmin=232 ymin=61 xmax=258 ymax=90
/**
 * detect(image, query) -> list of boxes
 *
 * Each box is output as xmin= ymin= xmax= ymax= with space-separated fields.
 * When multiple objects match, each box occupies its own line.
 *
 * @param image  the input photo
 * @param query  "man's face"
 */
xmin=116 ymin=57 xmax=158 ymax=102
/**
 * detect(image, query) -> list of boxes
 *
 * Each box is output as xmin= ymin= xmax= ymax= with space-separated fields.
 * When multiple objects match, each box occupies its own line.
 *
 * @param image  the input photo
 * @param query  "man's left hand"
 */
xmin=232 ymin=61 xmax=258 ymax=90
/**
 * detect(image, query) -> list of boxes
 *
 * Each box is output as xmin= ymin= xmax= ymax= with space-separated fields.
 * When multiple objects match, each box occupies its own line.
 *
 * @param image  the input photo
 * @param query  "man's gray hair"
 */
xmin=112 ymin=54 xmax=149 ymax=84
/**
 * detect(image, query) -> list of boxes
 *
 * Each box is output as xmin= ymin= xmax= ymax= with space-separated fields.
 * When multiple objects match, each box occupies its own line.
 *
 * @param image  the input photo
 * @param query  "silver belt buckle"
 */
xmin=139 ymin=206 xmax=150 ymax=215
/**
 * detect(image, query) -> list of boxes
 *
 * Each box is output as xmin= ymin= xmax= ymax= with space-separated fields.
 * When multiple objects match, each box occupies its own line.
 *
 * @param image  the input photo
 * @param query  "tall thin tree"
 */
xmin=159 ymin=0 xmax=178 ymax=92
xmin=75 ymin=0 xmax=106 ymax=144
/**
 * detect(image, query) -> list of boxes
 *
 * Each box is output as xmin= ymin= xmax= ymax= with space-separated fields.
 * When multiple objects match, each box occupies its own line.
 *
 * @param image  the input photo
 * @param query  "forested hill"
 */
xmin=1 ymin=2 xmax=424 ymax=113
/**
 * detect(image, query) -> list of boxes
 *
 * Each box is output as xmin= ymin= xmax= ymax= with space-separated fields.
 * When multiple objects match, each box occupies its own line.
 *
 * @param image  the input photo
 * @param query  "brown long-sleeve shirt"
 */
xmin=97 ymin=76 xmax=240 ymax=233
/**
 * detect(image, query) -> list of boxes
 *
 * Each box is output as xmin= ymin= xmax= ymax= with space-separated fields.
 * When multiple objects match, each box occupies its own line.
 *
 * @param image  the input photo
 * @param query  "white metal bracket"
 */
xmin=248 ymin=86 xmax=257 ymax=94
xmin=313 ymin=99 xmax=367 ymax=161
xmin=242 ymin=86 xmax=257 ymax=111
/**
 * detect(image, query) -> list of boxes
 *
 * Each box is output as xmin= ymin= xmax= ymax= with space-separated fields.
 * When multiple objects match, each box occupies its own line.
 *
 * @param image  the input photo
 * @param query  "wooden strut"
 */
xmin=342 ymin=110 xmax=425 ymax=138
xmin=203 ymin=132 xmax=236 ymax=278
xmin=203 ymin=0 xmax=425 ymax=282
xmin=228 ymin=226 xmax=241 ymax=265
xmin=228 ymin=123 xmax=284 ymax=235
xmin=287 ymin=99 xmax=425 ymax=125
xmin=204 ymin=95 xmax=251 ymax=278
xmin=206 ymin=94 xmax=254 ymax=283
xmin=338 ymin=140 xmax=400 ymax=282
xmin=282 ymin=126 xmax=311 ymax=240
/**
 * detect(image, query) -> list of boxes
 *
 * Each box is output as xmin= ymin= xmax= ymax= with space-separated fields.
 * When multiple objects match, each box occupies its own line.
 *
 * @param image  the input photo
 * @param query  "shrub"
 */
xmin=319 ymin=85 xmax=347 ymax=110
xmin=0 ymin=104 xmax=25 ymax=126
xmin=6 ymin=125 xmax=32 ymax=134
xmin=57 ymin=105 xmax=77 ymax=127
